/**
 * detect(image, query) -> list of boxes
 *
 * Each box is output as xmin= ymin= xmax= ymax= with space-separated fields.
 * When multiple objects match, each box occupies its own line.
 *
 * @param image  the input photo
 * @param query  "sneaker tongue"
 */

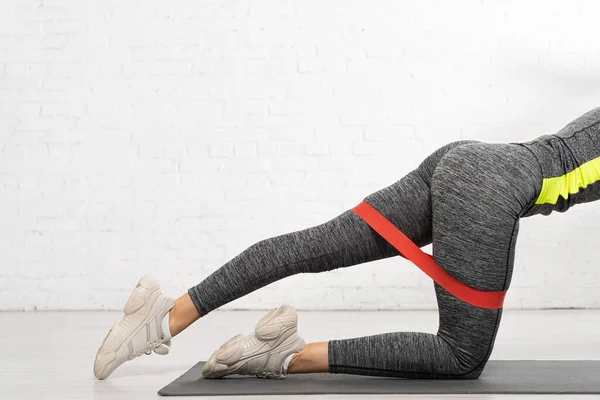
xmin=154 ymin=340 xmax=171 ymax=355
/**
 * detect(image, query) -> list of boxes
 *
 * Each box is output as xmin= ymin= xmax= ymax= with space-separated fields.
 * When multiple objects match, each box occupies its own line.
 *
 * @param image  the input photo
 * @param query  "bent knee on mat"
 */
xmin=458 ymin=359 xmax=488 ymax=379
xmin=447 ymin=355 xmax=489 ymax=380
xmin=436 ymin=331 xmax=494 ymax=379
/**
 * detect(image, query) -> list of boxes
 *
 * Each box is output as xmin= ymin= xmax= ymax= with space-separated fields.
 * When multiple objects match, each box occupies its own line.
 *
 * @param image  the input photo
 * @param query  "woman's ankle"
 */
xmin=169 ymin=293 xmax=201 ymax=337
xmin=286 ymin=351 xmax=302 ymax=373
xmin=287 ymin=342 xmax=330 ymax=374
xmin=168 ymin=306 xmax=180 ymax=338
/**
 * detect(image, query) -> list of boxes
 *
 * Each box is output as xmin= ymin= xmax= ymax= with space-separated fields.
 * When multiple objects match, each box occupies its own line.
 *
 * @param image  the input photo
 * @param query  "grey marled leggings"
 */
xmin=187 ymin=138 xmax=551 ymax=379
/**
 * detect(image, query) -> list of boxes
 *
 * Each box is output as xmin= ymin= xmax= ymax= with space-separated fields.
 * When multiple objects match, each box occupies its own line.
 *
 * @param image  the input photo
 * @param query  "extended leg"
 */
xmin=170 ymin=141 xmax=477 ymax=336
xmin=177 ymin=175 xmax=427 ymax=333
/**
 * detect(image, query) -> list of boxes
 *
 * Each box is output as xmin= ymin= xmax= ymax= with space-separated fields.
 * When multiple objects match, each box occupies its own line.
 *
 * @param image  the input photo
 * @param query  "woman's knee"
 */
xmin=460 ymin=363 xmax=487 ymax=379
xmin=436 ymin=325 xmax=496 ymax=379
xmin=447 ymin=346 xmax=491 ymax=379
xmin=460 ymin=352 xmax=493 ymax=379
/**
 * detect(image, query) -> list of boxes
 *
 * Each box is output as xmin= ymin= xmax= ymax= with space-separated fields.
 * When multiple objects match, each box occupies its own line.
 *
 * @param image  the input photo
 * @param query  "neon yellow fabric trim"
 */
xmin=536 ymin=156 xmax=600 ymax=205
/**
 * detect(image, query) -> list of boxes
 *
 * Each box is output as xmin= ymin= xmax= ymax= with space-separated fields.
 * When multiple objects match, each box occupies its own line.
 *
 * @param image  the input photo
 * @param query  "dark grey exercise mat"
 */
xmin=158 ymin=360 xmax=600 ymax=396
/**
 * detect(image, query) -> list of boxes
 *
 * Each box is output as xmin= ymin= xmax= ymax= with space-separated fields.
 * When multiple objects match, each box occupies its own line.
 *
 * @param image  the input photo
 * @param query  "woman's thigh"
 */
xmin=430 ymin=142 xmax=542 ymax=375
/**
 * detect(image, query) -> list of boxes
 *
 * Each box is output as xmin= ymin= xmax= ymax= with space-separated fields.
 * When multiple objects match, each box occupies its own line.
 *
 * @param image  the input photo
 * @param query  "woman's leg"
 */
xmin=169 ymin=140 xmax=477 ymax=336
xmin=325 ymin=142 xmax=542 ymax=379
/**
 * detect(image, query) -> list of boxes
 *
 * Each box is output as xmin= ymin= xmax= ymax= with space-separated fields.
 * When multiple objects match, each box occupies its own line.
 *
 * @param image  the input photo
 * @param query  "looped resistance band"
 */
xmin=352 ymin=201 xmax=506 ymax=309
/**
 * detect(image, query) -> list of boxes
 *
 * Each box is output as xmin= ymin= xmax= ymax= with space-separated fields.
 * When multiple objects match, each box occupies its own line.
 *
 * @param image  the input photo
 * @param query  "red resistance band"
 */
xmin=352 ymin=201 xmax=506 ymax=309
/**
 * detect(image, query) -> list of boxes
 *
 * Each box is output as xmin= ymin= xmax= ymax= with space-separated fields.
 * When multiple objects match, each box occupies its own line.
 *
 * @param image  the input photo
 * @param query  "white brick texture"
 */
xmin=1 ymin=0 xmax=600 ymax=310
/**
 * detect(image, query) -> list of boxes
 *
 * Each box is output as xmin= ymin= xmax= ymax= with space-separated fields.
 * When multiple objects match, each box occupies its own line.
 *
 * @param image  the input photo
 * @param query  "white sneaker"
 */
xmin=202 ymin=304 xmax=306 ymax=379
xmin=93 ymin=275 xmax=175 ymax=380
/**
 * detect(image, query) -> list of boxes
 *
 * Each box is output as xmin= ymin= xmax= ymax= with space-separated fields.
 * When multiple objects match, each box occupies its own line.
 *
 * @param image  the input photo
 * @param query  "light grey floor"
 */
xmin=1 ymin=309 xmax=599 ymax=400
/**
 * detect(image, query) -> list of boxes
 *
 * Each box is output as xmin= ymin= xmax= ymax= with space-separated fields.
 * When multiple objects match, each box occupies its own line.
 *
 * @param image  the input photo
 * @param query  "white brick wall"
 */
xmin=1 ymin=0 xmax=600 ymax=310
